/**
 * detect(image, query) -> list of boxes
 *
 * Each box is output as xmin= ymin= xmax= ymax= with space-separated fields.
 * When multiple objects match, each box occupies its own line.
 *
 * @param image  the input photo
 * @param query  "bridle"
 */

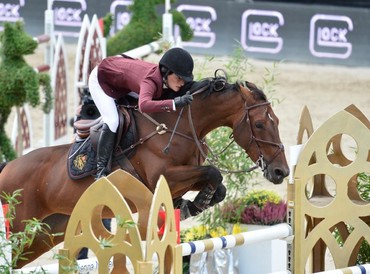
xmin=187 ymin=91 xmax=284 ymax=174
xmin=236 ymin=90 xmax=285 ymax=173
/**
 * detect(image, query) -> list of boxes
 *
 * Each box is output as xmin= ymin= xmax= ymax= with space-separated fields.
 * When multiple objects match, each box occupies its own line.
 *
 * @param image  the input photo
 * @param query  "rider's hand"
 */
xmin=174 ymin=93 xmax=193 ymax=108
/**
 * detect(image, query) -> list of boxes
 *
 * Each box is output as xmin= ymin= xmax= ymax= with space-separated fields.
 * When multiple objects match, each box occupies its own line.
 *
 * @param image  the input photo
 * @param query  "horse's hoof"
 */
xmin=176 ymin=199 xmax=200 ymax=220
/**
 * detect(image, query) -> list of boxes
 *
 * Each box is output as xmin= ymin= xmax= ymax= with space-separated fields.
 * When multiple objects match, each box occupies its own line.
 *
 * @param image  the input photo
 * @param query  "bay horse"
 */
xmin=0 ymin=76 xmax=289 ymax=268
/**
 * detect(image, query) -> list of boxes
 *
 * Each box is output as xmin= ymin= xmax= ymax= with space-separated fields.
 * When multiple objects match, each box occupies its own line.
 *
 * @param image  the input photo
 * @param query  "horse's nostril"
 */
xmin=275 ymin=168 xmax=290 ymax=178
xmin=275 ymin=168 xmax=283 ymax=178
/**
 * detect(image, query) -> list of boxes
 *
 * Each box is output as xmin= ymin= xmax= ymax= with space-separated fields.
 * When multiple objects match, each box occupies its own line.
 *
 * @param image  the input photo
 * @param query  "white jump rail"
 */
xmin=181 ymin=223 xmax=292 ymax=256
xmin=314 ymin=264 xmax=370 ymax=274
xmin=16 ymin=223 xmax=292 ymax=273
xmin=123 ymin=41 xmax=161 ymax=59
xmin=315 ymin=264 xmax=370 ymax=274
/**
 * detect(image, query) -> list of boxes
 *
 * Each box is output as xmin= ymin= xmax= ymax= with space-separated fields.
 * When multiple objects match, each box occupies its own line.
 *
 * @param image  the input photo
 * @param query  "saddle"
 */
xmin=67 ymin=104 xmax=138 ymax=180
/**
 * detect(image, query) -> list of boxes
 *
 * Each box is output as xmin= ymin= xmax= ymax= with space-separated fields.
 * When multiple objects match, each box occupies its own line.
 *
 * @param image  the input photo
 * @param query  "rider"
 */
xmin=88 ymin=47 xmax=195 ymax=179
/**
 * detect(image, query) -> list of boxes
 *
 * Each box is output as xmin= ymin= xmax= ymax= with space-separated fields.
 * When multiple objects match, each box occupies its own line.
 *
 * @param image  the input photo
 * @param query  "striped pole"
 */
xmin=314 ymin=264 xmax=370 ymax=274
xmin=181 ymin=223 xmax=292 ymax=256
xmin=123 ymin=41 xmax=161 ymax=59
xmin=16 ymin=224 xmax=291 ymax=273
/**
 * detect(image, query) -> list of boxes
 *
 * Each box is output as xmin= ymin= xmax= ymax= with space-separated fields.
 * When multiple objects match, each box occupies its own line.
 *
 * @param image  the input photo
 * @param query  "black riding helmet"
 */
xmin=159 ymin=47 xmax=194 ymax=83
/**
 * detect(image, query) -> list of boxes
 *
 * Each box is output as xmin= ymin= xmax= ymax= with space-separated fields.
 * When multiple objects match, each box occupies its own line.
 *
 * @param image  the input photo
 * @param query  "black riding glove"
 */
xmin=174 ymin=93 xmax=193 ymax=108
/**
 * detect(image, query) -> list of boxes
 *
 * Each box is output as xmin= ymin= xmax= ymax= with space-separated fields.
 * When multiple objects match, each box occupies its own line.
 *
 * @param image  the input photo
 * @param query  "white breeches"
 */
xmin=88 ymin=66 xmax=119 ymax=133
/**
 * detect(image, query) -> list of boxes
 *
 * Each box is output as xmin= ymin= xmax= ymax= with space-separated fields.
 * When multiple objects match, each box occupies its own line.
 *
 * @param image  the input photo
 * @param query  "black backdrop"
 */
xmin=0 ymin=0 xmax=369 ymax=66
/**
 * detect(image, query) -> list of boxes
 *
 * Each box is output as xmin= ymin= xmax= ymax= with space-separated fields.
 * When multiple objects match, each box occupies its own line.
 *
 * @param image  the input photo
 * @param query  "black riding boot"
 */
xmin=96 ymin=123 xmax=116 ymax=179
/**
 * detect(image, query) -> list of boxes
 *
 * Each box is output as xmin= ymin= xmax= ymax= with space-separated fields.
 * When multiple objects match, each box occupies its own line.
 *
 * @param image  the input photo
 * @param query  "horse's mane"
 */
xmin=191 ymin=77 xmax=267 ymax=102
xmin=159 ymin=69 xmax=267 ymax=102
xmin=0 ymin=162 xmax=7 ymax=173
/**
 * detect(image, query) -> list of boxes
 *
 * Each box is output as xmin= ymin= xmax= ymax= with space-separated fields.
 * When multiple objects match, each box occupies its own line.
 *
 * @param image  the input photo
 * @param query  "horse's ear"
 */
xmin=245 ymin=81 xmax=259 ymax=91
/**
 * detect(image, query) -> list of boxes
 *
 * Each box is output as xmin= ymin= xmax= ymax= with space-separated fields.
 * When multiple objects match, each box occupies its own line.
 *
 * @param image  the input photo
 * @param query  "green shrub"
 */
xmin=193 ymin=46 xmax=281 ymax=231
xmin=0 ymin=190 xmax=57 ymax=271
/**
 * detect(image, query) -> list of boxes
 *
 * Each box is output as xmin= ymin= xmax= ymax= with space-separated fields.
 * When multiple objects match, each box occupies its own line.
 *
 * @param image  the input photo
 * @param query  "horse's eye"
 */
xmin=255 ymin=121 xmax=264 ymax=129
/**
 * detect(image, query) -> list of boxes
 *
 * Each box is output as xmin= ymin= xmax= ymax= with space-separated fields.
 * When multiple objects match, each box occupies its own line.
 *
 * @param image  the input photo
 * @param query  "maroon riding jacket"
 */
xmin=97 ymin=56 xmax=174 ymax=112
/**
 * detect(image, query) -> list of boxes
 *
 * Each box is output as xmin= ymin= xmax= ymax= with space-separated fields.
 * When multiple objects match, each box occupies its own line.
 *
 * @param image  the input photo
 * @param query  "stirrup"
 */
xmin=95 ymin=169 xmax=110 ymax=180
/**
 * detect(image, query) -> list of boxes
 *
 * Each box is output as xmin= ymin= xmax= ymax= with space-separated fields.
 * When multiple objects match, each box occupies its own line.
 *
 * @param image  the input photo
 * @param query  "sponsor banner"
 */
xmin=174 ymin=0 xmax=370 ymax=66
xmin=0 ymin=0 xmax=369 ymax=66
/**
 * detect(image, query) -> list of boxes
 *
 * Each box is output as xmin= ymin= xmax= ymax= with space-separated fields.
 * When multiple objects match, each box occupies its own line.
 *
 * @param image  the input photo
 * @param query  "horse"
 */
xmin=0 ymin=76 xmax=289 ymax=268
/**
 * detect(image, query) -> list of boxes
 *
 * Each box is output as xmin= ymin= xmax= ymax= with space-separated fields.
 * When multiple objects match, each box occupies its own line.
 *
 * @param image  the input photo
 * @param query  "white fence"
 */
xmin=15 ymin=224 xmax=292 ymax=274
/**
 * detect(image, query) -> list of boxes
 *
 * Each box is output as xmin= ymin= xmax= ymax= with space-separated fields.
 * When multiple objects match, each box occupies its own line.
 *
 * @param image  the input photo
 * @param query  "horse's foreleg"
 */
xmin=164 ymin=165 xmax=225 ymax=220
xmin=15 ymin=214 xmax=69 ymax=268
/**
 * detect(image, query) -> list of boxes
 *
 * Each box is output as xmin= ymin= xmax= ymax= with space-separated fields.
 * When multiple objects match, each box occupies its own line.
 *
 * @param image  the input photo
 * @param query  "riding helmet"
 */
xmin=159 ymin=47 xmax=194 ymax=83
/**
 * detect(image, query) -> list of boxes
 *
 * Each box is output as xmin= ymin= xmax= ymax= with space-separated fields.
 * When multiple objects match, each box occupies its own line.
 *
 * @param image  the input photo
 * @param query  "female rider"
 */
xmin=88 ymin=47 xmax=195 ymax=179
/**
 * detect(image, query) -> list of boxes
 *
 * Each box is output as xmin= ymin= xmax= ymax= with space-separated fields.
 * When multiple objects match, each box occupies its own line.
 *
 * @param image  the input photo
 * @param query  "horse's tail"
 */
xmin=0 ymin=162 xmax=7 ymax=173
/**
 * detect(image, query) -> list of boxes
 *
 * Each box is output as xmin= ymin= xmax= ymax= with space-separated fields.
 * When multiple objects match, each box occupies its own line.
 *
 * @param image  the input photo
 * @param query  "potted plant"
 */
xmin=180 ymin=190 xmax=288 ymax=273
xmin=220 ymin=189 xmax=287 ymax=227
xmin=219 ymin=189 xmax=288 ymax=273
xmin=180 ymin=224 xmax=243 ymax=274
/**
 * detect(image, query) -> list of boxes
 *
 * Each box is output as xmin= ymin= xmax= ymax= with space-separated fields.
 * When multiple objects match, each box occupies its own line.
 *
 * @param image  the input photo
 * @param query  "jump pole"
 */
xmin=123 ymin=41 xmax=161 ymax=59
xmin=162 ymin=0 xmax=174 ymax=45
xmin=181 ymin=223 xmax=292 ymax=256
xmin=314 ymin=264 xmax=370 ymax=274
xmin=16 ymin=223 xmax=292 ymax=273
xmin=44 ymin=0 xmax=54 ymax=146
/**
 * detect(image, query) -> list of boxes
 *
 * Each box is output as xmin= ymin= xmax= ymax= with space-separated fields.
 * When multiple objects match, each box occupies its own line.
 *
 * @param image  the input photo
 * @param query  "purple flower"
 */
xmin=241 ymin=201 xmax=287 ymax=225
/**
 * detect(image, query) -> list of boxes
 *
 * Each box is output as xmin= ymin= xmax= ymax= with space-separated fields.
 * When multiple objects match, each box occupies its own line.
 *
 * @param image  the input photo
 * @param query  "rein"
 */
xmin=122 ymin=71 xmax=284 ymax=175
xmin=183 ymin=70 xmax=284 ymax=174
xmin=120 ymin=78 xmax=215 ymax=155
xmin=187 ymin=102 xmax=260 ymax=174
xmin=119 ymin=106 xmax=194 ymax=155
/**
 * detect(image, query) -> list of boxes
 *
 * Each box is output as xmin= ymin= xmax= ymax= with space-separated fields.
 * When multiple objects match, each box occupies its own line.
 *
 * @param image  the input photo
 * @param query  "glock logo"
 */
xmin=0 ymin=0 xmax=24 ymax=22
xmin=176 ymin=5 xmax=217 ymax=48
xmin=309 ymin=14 xmax=353 ymax=59
xmin=241 ymin=9 xmax=284 ymax=54
xmin=110 ymin=0 xmax=132 ymax=35
xmin=53 ymin=0 xmax=86 ymax=27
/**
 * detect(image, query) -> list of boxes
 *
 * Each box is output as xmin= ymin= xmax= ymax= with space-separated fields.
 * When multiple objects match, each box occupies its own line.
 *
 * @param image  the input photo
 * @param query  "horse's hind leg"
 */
xmin=164 ymin=165 xmax=225 ymax=220
xmin=15 ymin=213 xmax=68 ymax=268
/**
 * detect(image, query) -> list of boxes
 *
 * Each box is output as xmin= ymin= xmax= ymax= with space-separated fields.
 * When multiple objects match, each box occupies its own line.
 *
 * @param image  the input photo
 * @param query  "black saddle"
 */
xmin=67 ymin=103 xmax=138 ymax=180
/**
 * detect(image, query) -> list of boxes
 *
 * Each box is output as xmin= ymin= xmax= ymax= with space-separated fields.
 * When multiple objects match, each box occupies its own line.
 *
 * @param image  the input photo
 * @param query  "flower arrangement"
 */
xmin=220 ymin=189 xmax=287 ymax=226
xmin=180 ymin=224 xmax=244 ymax=273
xmin=180 ymin=223 xmax=244 ymax=243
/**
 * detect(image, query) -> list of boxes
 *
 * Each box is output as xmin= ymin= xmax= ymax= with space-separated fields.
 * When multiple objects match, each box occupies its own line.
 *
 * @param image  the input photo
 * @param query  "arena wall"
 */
xmin=0 ymin=0 xmax=369 ymax=66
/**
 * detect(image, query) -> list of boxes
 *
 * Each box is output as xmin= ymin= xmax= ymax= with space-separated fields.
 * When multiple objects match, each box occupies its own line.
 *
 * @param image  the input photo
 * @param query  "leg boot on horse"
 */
xmin=165 ymin=165 xmax=225 ymax=220
xmin=96 ymin=123 xmax=116 ymax=179
xmin=174 ymin=183 xmax=227 ymax=220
